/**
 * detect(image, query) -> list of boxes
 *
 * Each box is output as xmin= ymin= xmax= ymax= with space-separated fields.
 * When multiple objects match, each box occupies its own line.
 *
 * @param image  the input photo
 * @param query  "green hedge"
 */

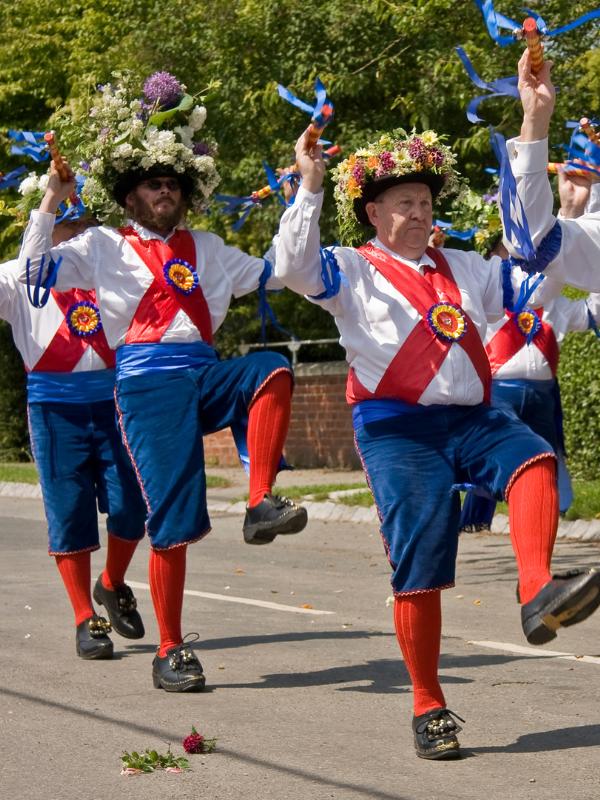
xmin=558 ymin=330 xmax=600 ymax=479
xmin=0 ymin=321 xmax=29 ymax=461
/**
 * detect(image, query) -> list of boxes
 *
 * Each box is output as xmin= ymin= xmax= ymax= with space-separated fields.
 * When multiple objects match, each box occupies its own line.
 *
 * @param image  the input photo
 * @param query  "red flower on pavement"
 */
xmin=182 ymin=726 xmax=217 ymax=754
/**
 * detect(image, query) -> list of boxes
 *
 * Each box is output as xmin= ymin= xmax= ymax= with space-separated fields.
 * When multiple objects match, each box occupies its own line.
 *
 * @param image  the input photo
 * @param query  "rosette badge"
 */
xmin=428 ymin=303 xmax=467 ymax=343
xmin=516 ymin=309 xmax=541 ymax=338
xmin=67 ymin=301 xmax=102 ymax=337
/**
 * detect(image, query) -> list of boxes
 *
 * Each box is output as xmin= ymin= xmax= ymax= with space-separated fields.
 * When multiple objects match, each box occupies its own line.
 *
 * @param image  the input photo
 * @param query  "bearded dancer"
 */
xmin=0 ymin=202 xmax=147 ymax=660
xmin=18 ymin=73 xmax=307 ymax=693
xmin=274 ymin=126 xmax=600 ymax=759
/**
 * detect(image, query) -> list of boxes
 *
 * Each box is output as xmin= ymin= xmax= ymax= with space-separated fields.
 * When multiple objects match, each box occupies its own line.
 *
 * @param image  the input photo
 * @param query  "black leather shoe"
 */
xmin=412 ymin=708 xmax=463 ymax=760
xmin=76 ymin=614 xmax=114 ymax=660
xmin=152 ymin=635 xmax=206 ymax=692
xmin=93 ymin=575 xmax=145 ymax=639
xmin=243 ymin=493 xmax=308 ymax=545
xmin=521 ymin=567 xmax=600 ymax=645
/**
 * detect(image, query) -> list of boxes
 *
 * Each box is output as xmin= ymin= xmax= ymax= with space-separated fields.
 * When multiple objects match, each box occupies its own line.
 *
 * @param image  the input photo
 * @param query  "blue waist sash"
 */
xmin=27 ymin=369 xmax=116 ymax=404
xmin=493 ymin=378 xmax=556 ymax=393
xmin=116 ymin=342 xmax=218 ymax=379
xmin=352 ymin=399 xmax=458 ymax=429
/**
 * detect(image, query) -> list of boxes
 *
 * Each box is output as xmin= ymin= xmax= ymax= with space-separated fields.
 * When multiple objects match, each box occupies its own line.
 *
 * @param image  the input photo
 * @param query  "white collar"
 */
xmin=371 ymin=237 xmax=434 ymax=269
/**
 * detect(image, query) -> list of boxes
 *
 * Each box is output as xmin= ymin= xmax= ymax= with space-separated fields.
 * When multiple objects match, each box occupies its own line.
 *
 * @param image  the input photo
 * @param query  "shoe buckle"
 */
xmin=118 ymin=591 xmax=137 ymax=613
xmin=89 ymin=616 xmax=112 ymax=637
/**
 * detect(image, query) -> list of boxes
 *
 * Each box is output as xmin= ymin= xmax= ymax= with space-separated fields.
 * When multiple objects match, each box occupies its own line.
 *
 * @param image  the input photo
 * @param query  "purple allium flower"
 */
xmin=192 ymin=141 xmax=211 ymax=156
xmin=408 ymin=137 xmax=427 ymax=161
xmin=143 ymin=71 xmax=184 ymax=110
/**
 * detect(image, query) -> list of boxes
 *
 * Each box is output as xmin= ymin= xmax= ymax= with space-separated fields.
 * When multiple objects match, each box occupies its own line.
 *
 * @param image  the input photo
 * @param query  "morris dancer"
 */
xmin=18 ymin=73 xmax=307 ymax=693
xmin=504 ymin=50 xmax=600 ymax=289
xmin=275 ymin=126 xmax=600 ymax=759
xmin=0 ymin=207 xmax=147 ymax=660
xmin=454 ymin=184 xmax=600 ymax=530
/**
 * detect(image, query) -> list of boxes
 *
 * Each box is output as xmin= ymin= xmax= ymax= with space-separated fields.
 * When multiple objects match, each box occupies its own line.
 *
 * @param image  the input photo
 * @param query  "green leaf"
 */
xmin=148 ymin=93 xmax=194 ymax=126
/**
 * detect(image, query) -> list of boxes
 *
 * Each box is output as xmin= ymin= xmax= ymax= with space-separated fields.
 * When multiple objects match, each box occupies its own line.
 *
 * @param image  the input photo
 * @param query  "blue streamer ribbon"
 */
xmin=473 ymin=0 xmax=600 ymax=45
xmin=0 ymin=166 xmax=27 ymax=190
xmin=8 ymin=130 xmax=49 ymax=162
xmin=257 ymin=259 xmax=297 ymax=343
xmin=434 ymin=219 xmax=478 ymax=241
xmin=309 ymin=247 xmax=341 ymax=300
xmin=26 ymin=254 xmax=62 ymax=309
xmin=456 ymin=47 xmax=519 ymax=123
xmin=491 ymin=128 xmax=563 ymax=316
xmin=277 ymin=77 xmax=334 ymax=129
xmin=587 ymin=307 xmax=600 ymax=341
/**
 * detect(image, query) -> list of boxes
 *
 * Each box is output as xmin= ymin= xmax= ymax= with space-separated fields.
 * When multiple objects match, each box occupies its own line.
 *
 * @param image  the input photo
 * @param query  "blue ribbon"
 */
xmin=26 ymin=254 xmax=62 ymax=309
xmin=309 ymin=247 xmax=341 ymax=300
xmin=277 ymin=77 xmax=334 ymax=129
xmin=8 ymin=130 xmax=49 ymax=162
xmin=473 ymin=0 xmax=600 ymax=45
xmin=455 ymin=47 xmax=519 ymax=123
xmin=434 ymin=218 xmax=478 ymax=241
xmin=257 ymin=259 xmax=297 ymax=343
xmin=491 ymin=128 xmax=563 ymax=315
xmin=587 ymin=307 xmax=600 ymax=341
xmin=0 ymin=166 xmax=27 ymax=190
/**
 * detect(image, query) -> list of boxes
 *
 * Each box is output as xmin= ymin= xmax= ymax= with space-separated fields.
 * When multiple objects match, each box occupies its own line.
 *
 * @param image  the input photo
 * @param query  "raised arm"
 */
xmin=17 ymin=160 xmax=93 ymax=291
xmin=274 ymin=128 xmax=331 ymax=297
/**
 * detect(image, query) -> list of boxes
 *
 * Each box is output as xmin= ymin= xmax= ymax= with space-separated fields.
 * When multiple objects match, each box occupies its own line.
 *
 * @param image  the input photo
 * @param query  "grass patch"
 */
xmin=273 ymin=482 xmax=367 ymax=501
xmin=0 ymin=463 xmax=231 ymax=490
xmin=206 ymin=474 xmax=231 ymax=489
xmin=0 ymin=462 xmax=39 ymax=484
xmin=336 ymin=490 xmax=374 ymax=507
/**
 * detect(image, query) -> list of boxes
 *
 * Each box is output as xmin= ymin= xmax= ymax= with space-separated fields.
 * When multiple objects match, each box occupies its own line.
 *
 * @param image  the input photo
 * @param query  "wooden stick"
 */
xmin=44 ymin=131 xmax=79 ymax=205
xmin=251 ymin=145 xmax=341 ymax=202
xmin=523 ymin=17 xmax=544 ymax=74
xmin=547 ymin=162 xmax=596 ymax=177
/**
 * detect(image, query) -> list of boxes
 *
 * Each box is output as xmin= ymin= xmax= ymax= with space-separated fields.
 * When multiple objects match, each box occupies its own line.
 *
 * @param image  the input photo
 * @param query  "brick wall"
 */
xmin=203 ymin=361 xmax=359 ymax=469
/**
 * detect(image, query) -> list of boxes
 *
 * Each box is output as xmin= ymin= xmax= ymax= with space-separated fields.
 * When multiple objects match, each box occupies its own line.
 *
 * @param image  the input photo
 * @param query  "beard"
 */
xmin=127 ymin=193 xmax=186 ymax=234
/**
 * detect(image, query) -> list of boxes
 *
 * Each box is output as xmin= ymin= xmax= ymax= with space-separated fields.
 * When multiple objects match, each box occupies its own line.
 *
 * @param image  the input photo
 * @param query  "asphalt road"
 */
xmin=1 ymin=496 xmax=599 ymax=800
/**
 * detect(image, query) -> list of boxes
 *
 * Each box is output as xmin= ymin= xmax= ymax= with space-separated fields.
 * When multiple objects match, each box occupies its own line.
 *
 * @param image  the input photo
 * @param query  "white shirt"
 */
xmin=18 ymin=212 xmax=281 ymax=350
xmin=505 ymin=137 xmax=600 ymax=291
xmin=487 ymin=293 xmax=600 ymax=380
xmin=275 ymin=187 xmax=558 ymax=406
xmin=0 ymin=259 xmax=109 ymax=372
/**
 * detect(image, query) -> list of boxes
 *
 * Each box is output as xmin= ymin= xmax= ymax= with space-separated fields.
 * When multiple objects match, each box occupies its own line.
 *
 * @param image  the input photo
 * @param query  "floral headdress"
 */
xmin=331 ymin=129 xmax=460 ymax=245
xmin=449 ymin=183 xmax=502 ymax=256
xmin=61 ymin=71 xmax=220 ymax=223
xmin=16 ymin=171 xmax=87 ymax=224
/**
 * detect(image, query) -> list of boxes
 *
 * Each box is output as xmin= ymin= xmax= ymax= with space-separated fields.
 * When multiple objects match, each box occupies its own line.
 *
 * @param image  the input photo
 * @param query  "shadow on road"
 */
xmin=468 ymin=724 xmax=600 ymax=754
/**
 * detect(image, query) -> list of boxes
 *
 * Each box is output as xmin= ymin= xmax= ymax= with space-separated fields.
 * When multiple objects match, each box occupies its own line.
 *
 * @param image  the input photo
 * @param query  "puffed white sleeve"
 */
xmin=17 ymin=210 xmax=95 ymax=291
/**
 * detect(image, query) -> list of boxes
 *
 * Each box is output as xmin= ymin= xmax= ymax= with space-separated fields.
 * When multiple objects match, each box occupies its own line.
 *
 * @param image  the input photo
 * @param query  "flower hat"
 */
xmin=331 ymin=129 xmax=460 ymax=245
xmin=449 ymin=183 xmax=502 ymax=256
xmin=62 ymin=71 xmax=220 ymax=223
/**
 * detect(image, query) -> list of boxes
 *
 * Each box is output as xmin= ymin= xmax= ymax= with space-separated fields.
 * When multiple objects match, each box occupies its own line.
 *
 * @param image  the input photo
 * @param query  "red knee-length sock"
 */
xmin=247 ymin=371 xmax=293 ymax=507
xmin=149 ymin=546 xmax=187 ymax=657
xmin=507 ymin=456 xmax=558 ymax=605
xmin=394 ymin=592 xmax=446 ymax=716
xmin=55 ymin=551 xmax=94 ymax=627
xmin=102 ymin=533 xmax=140 ymax=590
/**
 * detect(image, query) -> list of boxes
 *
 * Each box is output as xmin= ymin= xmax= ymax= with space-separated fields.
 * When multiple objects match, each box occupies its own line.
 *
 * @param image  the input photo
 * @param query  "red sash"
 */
xmin=348 ymin=244 xmax=491 ymax=404
xmin=486 ymin=310 xmax=559 ymax=377
xmin=120 ymin=227 xmax=213 ymax=345
xmin=32 ymin=289 xmax=115 ymax=372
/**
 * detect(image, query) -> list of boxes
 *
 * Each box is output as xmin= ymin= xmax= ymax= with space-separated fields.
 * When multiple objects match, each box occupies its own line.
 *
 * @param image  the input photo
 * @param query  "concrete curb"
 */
xmin=3 ymin=481 xmax=600 ymax=542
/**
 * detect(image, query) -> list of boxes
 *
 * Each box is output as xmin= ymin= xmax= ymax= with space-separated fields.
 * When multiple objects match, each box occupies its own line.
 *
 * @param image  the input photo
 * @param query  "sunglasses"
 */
xmin=139 ymin=178 xmax=181 ymax=192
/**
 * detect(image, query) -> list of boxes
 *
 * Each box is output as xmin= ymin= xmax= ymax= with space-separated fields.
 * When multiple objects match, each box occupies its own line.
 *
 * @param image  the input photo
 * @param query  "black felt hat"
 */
xmin=112 ymin=165 xmax=195 ymax=207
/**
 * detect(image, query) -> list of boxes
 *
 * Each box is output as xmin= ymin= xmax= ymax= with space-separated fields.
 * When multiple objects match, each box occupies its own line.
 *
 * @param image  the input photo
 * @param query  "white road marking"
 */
xmin=469 ymin=639 xmax=600 ymax=665
xmin=128 ymin=581 xmax=335 ymax=616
